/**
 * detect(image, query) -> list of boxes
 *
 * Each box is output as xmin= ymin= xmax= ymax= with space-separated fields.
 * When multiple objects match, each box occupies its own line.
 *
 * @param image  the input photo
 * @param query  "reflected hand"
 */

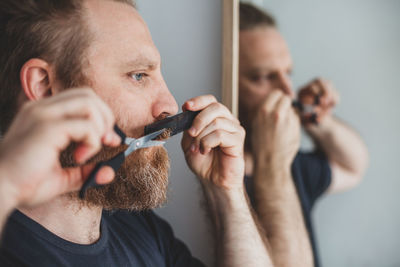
xmin=298 ymin=78 xmax=340 ymax=125
xmin=252 ymin=90 xmax=300 ymax=169
xmin=181 ymin=95 xmax=245 ymax=190
xmin=0 ymin=89 xmax=121 ymax=209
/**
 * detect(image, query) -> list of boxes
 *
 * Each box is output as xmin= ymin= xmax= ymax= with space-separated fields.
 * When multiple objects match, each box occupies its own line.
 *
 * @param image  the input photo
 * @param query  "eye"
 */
xmin=249 ymin=75 xmax=261 ymax=82
xmin=267 ymin=73 xmax=278 ymax=81
xmin=131 ymin=73 xmax=145 ymax=81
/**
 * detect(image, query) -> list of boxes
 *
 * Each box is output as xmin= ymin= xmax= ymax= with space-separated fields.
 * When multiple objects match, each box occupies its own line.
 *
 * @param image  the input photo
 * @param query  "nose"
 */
xmin=152 ymin=77 xmax=178 ymax=120
xmin=275 ymin=72 xmax=294 ymax=98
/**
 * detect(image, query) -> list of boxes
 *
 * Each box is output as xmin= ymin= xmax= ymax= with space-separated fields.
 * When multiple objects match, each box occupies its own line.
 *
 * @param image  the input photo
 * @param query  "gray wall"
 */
xmin=244 ymin=0 xmax=400 ymax=266
xmin=137 ymin=1 xmax=222 ymax=265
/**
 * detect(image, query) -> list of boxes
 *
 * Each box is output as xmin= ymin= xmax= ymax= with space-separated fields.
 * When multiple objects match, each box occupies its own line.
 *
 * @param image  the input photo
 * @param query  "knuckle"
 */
xmin=212 ymin=118 xmax=220 ymax=128
xmin=207 ymin=94 xmax=217 ymax=102
xmin=215 ymin=130 xmax=223 ymax=139
xmin=195 ymin=116 xmax=206 ymax=127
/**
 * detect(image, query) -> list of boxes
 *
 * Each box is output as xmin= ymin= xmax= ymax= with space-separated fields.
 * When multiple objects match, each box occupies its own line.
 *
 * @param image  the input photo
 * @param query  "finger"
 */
xmin=275 ymin=95 xmax=292 ymax=118
xmin=183 ymin=95 xmax=218 ymax=112
xmin=51 ymin=119 xmax=103 ymax=161
xmin=58 ymin=165 xmax=94 ymax=193
xmin=262 ymin=90 xmax=284 ymax=112
xmin=95 ymin=166 xmax=115 ymax=185
xmin=318 ymin=79 xmax=339 ymax=107
xmin=58 ymin=164 xmax=115 ymax=194
xmin=188 ymin=102 xmax=237 ymax=137
xmin=195 ymin=117 xmax=242 ymax=148
xmin=42 ymin=89 xmax=115 ymax=137
xmin=299 ymin=79 xmax=321 ymax=96
xmin=199 ymin=128 xmax=244 ymax=156
xmin=181 ymin=131 xmax=198 ymax=155
xmin=40 ymin=88 xmax=99 ymax=116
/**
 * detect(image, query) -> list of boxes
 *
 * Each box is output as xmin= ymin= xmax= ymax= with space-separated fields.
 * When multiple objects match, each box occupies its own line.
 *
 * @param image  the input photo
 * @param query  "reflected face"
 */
xmin=61 ymin=0 xmax=178 ymax=210
xmin=239 ymin=26 xmax=293 ymax=127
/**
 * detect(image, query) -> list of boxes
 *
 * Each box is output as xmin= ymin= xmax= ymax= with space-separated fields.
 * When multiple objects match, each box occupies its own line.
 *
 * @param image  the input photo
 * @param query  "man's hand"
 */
xmin=252 ymin=90 xmax=300 ymax=170
xmin=298 ymin=78 xmax=369 ymax=194
xmin=181 ymin=95 xmax=245 ymax=190
xmin=182 ymin=95 xmax=272 ymax=267
xmin=250 ymin=90 xmax=313 ymax=266
xmin=298 ymin=78 xmax=340 ymax=125
xmin=0 ymin=88 xmax=120 ymax=211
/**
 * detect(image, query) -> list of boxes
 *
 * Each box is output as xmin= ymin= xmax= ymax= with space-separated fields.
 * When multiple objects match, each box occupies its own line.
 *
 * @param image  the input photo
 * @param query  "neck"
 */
xmin=19 ymin=194 xmax=103 ymax=244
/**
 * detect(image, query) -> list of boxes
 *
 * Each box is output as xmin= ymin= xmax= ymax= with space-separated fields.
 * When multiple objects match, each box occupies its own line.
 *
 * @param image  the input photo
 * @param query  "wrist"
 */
xmin=254 ymin=154 xmax=292 ymax=177
xmin=201 ymin=180 xmax=247 ymax=213
xmin=306 ymin=114 xmax=335 ymax=137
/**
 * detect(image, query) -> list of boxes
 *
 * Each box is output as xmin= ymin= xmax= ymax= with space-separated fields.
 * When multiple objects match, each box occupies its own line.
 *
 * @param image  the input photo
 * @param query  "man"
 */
xmin=0 ymin=0 xmax=272 ymax=266
xmin=239 ymin=3 xmax=369 ymax=267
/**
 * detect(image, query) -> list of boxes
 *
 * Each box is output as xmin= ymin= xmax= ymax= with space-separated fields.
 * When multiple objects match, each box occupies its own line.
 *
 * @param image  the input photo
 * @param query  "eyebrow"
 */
xmin=248 ymin=65 xmax=293 ymax=74
xmin=123 ymin=57 xmax=158 ymax=70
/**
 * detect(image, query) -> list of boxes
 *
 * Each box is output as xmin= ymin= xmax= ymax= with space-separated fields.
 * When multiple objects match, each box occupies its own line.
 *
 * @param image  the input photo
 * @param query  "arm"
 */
xmin=202 ymin=181 xmax=272 ymax=267
xmin=300 ymin=79 xmax=369 ymax=193
xmin=181 ymin=95 xmax=273 ymax=267
xmin=251 ymin=90 xmax=313 ymax=267
xmin=0 ymin=89 xmax=120 ymax=237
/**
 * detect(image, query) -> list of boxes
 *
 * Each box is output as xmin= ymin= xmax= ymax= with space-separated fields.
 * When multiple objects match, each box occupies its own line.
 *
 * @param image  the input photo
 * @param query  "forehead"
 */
xmin=84 ymin=0 xmax=159 ymax=65
xmin=239 ymin=27 xmax=291 ymax=70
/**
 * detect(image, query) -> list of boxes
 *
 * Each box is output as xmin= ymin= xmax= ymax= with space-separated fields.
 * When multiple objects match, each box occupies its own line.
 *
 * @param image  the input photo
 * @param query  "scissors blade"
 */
xmin=140 ymin=140 xmax=166 ymax=148
xmin=124 ymin=129 xmax=166 ymax=156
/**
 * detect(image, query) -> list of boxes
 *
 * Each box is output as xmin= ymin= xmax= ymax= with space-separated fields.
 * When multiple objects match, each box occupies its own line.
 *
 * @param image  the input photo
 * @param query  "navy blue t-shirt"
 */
xmin=245 ymin=151 xmax=332 ymax=267
xmin=0 ymin=209 xmax=205 ymax=267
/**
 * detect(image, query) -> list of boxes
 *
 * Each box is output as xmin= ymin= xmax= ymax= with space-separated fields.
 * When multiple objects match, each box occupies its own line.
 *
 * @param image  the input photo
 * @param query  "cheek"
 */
xmin=111 ymin=95 xmax=151 ymax=136
xmin=92 ymin=83 xmax=151 ymax=137
xmin=239 ymin=81 xmax=271 ymax=110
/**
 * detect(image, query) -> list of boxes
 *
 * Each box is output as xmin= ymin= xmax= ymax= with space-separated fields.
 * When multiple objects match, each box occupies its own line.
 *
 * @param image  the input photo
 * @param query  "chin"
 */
xmin=64 ymin=145 xmax=170 ymax=211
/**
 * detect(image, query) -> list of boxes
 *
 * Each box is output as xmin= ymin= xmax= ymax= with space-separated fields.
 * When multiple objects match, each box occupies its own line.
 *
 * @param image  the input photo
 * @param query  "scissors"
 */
xmin=79 ymin=126 xmax=166 ymax=199
xmin=292 ymin=93 xmax=321 ymax=124
xmin=79 ymin=110 xmax=201 ymax=198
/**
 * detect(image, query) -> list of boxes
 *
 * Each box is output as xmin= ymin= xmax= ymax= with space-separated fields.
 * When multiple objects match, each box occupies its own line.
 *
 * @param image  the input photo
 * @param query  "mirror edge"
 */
xmin=222 ymin=0 xmax=239 ymax=117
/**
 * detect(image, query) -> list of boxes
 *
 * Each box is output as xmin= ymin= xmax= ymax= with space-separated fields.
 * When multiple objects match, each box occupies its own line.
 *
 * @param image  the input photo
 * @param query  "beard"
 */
xmin=61 ymin=144 xmax=170 ymax=211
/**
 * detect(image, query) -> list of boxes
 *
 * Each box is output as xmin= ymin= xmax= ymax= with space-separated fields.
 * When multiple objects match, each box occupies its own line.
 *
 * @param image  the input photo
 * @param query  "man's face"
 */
xmin=239 ymin=26 xmax=293 ymax=128
xmin=62 ymin=0 xmax=178 ymax=210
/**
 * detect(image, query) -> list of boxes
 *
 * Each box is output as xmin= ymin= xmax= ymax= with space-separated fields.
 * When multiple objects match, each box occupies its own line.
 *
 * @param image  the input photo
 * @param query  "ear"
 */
xmin=20 ymin=59 xmax=56 ymax=101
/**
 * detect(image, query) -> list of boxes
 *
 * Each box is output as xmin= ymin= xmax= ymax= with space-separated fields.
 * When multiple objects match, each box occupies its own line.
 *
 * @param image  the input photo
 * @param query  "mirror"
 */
xmin=237 ymin=1 xmax=400 ymax=266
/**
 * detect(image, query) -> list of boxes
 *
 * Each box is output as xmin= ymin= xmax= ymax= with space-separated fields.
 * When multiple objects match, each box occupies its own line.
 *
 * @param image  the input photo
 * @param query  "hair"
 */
xmin=0 ymin=0 xmax=135 ymax=134
xmin=239 ymin=2 xmax=276 ymax=31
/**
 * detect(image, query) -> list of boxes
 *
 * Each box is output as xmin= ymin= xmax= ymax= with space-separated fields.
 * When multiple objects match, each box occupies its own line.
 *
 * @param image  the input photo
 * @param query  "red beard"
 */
xmin=61 ymin=144 xmax=170 ymax=211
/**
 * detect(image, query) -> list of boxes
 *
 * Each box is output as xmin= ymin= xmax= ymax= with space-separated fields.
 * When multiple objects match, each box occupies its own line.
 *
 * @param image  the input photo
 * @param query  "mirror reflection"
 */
xmin=238 ymin=1 xmax=399 ymax=266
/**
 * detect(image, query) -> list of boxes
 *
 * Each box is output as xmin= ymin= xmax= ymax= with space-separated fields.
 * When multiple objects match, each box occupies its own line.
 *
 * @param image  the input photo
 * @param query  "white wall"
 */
xmin=137 ymin=1 xmax=222 ymax=265
xmin=245 ymin=0 xmax=400 ymax=266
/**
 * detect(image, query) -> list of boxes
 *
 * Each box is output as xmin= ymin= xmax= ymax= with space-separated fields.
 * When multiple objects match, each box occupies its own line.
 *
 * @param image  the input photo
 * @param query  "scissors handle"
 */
xmin=292 ymin=100 xmax=319 ymax=125
xmin=79 ymin=152 xmax=125 ymax=199
xmin=113 ymin=125 xmax=126 ymax=143
xmin=79 ymin=125 xmax=126 ymax=199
